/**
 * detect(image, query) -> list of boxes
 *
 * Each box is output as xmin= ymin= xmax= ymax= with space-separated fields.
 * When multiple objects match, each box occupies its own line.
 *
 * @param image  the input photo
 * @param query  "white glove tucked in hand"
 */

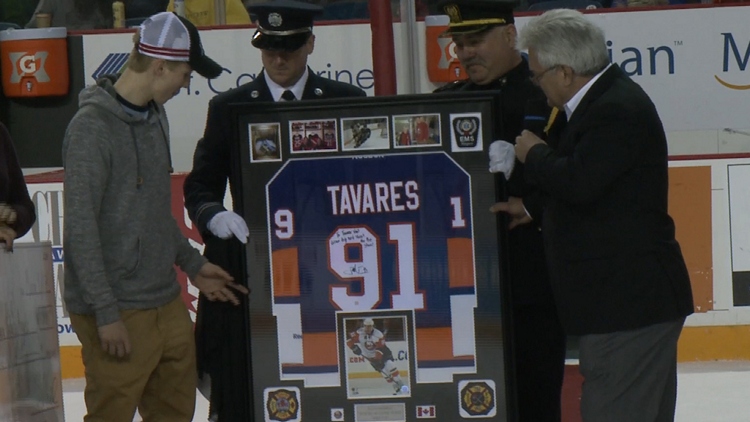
xmin=207 ymin=211 xmax=249 ymax=243
xmin=489 ymin=140 xmax=516 ymax=179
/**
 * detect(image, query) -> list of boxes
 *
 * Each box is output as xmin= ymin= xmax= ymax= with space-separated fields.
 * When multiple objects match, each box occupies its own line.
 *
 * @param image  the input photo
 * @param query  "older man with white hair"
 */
xmin=499 ymin=9 xmax=695 ymax=422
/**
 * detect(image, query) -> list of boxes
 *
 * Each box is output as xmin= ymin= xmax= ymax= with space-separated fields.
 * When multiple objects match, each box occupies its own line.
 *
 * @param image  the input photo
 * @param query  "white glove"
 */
xmin=207 ymin=211 xmax=249 ymax=243
xmin=489 ymin=140 xmax=516 ymax=179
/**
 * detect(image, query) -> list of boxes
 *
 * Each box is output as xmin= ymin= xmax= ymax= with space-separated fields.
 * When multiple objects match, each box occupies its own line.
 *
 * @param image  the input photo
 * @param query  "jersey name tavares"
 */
xmin=267 ymin=153 xmax=477 ymax=387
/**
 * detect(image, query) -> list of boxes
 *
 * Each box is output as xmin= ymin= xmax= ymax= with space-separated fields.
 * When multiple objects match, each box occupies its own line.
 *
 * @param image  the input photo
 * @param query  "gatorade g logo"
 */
xmin=437 ymin=37 xmax=458 ymax=70
xmin=9 ymin=51 xmax=50 ymax=83
xmin=426 ymin=17 xmax=466 ymax=82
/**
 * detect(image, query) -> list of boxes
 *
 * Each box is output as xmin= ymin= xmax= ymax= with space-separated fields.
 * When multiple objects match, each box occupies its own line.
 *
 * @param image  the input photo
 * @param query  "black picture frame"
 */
xmin=228 ymin=92 xmax=515 ymax=422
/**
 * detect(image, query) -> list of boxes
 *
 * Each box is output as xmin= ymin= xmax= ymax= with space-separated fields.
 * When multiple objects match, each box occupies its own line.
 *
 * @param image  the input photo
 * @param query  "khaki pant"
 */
xmin=71 ymin=296 xmax=197 ymax=422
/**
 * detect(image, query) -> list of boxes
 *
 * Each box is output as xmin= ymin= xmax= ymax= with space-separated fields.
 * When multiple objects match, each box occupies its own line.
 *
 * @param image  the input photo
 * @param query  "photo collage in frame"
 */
xmin=247 ymin=112 xmax=459 ymax=161
xmin=232 ymin=92 xmax=509 ymax=422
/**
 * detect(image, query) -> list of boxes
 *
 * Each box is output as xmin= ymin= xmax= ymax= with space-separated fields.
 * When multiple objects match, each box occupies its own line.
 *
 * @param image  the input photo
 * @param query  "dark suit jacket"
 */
xmin=524 ymin=65 xmax=694 ymax=335
xmin=183 ymin=68 xmax=365 ymax=421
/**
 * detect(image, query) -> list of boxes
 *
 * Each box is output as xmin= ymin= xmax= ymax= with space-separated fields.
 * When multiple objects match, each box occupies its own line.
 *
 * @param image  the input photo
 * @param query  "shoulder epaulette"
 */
xmin=432 ymin=79 xmax=470 ymax=93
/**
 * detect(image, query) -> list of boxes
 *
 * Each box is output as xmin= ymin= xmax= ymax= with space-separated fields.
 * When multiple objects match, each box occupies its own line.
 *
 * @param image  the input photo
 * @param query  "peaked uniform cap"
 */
xmin=248 ymin=0 xmax=323 ymax=51
xmin=436 ymin=0 xmax=517 ymax=36
xmin=138 ymin=12 xmax=223 ymax=79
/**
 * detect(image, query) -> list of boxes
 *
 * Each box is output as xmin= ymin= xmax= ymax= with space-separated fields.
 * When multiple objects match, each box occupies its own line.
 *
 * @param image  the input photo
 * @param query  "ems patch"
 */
xmin=450 ymin=113 xmax=483 ymax=152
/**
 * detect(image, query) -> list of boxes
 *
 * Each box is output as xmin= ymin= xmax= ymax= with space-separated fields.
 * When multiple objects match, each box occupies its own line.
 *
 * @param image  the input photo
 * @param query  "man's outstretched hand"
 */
xmin=490 ymin=196 xmax=533 ymax=230
xmin=192 ymin=262 xmax=249 ymax=305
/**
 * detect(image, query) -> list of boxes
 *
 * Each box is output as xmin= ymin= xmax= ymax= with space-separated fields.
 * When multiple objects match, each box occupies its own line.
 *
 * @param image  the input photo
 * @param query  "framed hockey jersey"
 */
xmin=229 ymin=92 xmax=513 ymax=422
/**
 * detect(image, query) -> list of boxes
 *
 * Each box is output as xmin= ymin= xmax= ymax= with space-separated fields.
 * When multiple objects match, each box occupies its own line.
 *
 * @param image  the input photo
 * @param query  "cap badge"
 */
xmin=444 ymin=4 xmax=462 ymax=24
xmin=268 ymin=12 xmax=283 ymax=27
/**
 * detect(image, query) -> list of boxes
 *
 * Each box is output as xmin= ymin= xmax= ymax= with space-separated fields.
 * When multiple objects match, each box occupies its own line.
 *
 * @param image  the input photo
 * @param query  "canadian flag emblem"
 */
xmin=416 ymin=405 xmax=436 ymax=419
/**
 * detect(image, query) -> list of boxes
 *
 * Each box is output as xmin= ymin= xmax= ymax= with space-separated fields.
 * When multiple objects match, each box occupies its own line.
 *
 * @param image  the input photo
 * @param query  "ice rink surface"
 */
xmin=62 ymin=361 xmax=750 ymax=421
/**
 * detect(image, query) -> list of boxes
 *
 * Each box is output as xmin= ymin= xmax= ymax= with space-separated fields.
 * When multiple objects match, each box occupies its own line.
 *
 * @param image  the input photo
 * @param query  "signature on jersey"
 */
xmin=344 ymin=265 xmax=369 ymax=275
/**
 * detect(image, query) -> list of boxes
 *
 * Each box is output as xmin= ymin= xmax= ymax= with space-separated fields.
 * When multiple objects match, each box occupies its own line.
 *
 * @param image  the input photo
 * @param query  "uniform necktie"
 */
xmin=281 ymin=90 xmax=296 ymax=101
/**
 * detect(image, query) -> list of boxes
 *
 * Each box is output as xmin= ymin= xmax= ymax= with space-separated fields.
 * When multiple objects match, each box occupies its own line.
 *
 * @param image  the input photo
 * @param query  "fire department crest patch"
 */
xmin=265 ymin=388 xmax=300 ymax=421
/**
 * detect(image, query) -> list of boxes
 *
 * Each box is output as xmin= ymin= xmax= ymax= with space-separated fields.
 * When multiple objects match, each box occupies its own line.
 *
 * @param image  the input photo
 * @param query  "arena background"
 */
xmin=5 ymin=4 xmax=750 ymax=421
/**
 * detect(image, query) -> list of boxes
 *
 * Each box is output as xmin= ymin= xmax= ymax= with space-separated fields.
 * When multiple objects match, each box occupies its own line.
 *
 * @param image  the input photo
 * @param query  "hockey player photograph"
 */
xmin=341 ymin=117 xmax=390 ymax=151
xmin=344 ymin=316 xmax=411 ymax=399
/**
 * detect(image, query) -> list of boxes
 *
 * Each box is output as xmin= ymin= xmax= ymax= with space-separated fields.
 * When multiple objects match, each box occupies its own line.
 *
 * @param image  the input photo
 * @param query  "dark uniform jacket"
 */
xmin=183 ymin=67 xmax=365 ymax=420
xmin=436 ymin=58 xmax=567 ymax=422
xmin=185 ymin=68 xmax=366 ymax=233
xmin=524 ymin=65 xmax=694 ymax=335
xmin=435 ymin=58 xmax=553 ymax=305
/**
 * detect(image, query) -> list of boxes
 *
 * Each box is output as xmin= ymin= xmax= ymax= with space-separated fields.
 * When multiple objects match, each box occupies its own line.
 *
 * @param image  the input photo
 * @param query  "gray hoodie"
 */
xmin=62 ymin=75 xmax=207 ymax=326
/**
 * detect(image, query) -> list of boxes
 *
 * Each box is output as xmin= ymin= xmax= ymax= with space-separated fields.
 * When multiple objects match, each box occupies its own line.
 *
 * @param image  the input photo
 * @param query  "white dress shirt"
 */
xmin=265 ymin=68 xmax=309 ymax=102
xmin=563 ymin=63 xmax=612 ymax=121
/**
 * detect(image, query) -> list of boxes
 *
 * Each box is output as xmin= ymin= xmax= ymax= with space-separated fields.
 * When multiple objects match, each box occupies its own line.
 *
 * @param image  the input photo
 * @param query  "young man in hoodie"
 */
xmin=62 ymin=12 xmax=248 ymax=421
